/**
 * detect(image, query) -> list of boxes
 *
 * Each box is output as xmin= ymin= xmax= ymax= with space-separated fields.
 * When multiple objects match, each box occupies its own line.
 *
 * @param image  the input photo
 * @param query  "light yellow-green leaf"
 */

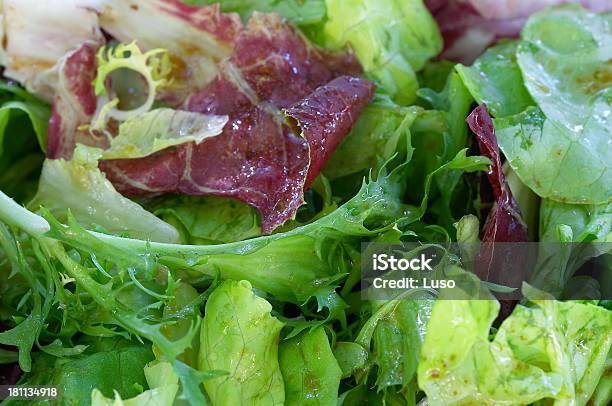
xmin=101 ymin=108 xmax=228 ymax=160
xmin=31 ymin=147 xmax=179 ymax=243
xmin=198 ymin=280 xmax=285 ymax=406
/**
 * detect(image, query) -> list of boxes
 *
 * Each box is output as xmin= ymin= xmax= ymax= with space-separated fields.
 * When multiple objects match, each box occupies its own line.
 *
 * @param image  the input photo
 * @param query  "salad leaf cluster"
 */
xmin=0 ymin=2 xmax=610 ymax=406
xmin=454 ymin=5 xmax=611 ymax=298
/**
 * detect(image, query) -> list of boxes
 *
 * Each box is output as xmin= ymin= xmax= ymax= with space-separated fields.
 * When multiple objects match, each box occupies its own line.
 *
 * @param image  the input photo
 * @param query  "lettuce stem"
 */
xmin=0 ymin=191 xmax=50 ymax=235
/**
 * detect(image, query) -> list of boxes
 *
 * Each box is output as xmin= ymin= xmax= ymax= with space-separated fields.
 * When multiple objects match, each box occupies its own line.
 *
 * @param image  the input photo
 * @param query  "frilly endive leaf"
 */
xmin=94 ymin=42 xmax=172 ymax=121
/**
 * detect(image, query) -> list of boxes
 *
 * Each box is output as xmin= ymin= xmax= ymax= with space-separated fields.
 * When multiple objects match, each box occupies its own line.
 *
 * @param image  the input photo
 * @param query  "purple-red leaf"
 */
xmin=98 ymin=0 xmax=244 ymax=104
xmin=466 ymin=104 xmax=528 ymax=289
xmin=47 ymin=41 xmax=102 ymax=159
xmin=100 ymin=13 xmax=373 ymax=233
xmin=43 ymin=7 xmax=372 ymax=233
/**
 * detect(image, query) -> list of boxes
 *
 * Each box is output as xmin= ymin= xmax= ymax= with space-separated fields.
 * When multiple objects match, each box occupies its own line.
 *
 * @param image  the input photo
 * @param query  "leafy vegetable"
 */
xmin=467 ymin=105 xmax=528 ymax=288
xmin=324 ymin=96 xmax=420 ymax=180
xmin=0 ymin=83 xmax=50 ymax=202
xmin=31 ymin=146 xmax=179 ymax=243
xmin=0 ymin=0 xmax=103 ymax=101
xmin=91 ymin=361 xmax=179 ymax=406
xmin=454 ymin=4 xmax=611 ymax=226
xmin=94 ymin=42 xmax=173 ymax=121
xmin=198 ymin=280 xmax=285 ymax=405
xmin=495 ymin=106 xmax=609 ymax=205
xmin=494 ymin=6 xmax=611 ymax=204
xmin=368 ymin=299 xmax=432 ymax=400
xmin=411 ymin=70 xmax=475 ymax=229
xmin=320 ymin=0 xmax=443 ymax=104
xmin=418 ymin=294 xmax=612 ymax=405
xmin=1 ymin=2 xmax=610 ymax=405
xmin=102 ymin=24 xmax=374 ymax=233
xmin=456 ymin=41 xmax=534 ymax=118
xmin=100 ymin=109 xmax=228 ymax=160
xmin=96 ymin=149 xmax=487 ymax=304
xmin=21 ymin=345 xmax=154 ymax=405
xmin=530 ymin=200 xmax=611 ymax=297
xmin=517 ymin=5 xmax=610 ymax=139
xmin=188 ymin=0 xmax=327 ymax=27
xmin=540 ymin=201 xmax=612 ymax=243
xmin=0 ymin=133 xmax=489 ymax=403
xmin=150 ymin=196 xmax=260 ymax=245
xmin=0 ymin=84 xmax=50 ymax=154
xmin=589 ymin=353 xmax=612 ymax=406
xmin=279 ymin=327 xmax=342 ymax=405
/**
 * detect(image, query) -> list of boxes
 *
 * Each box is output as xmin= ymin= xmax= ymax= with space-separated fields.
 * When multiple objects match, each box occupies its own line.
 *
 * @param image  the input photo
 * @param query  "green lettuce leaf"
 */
xmin=323 ymin=96 xmax=419 ymax=180
xmin=0 ymin=82 xmax=50 ymax=202
xmin=412 ymin=71 xmax=475 ymax=229
xmin=369 ymin=299 xmax=432 ymax=401
xmin=149 ymin=195 xmax=260 ymax=245
xmin=530 ymin=200 xmax=611 ymax=297
xmin=155 ymin=282 xmax=202 ymax=366
xmin=455 ymin=41 xmax=534 ymax=118
xmin=321 ymin=0 xmax=442 ymax=105
xmin=27 ymin=345 xmax=154 ymax=405
xmin=100 ymin=109 xmax=228 ymax=160
xmin=0 ymin=220 xmax=50 ymax=372
xmin=588 ymin=353 xmax=612 ymax=406
xmin=0 ymin=82 xmax=50 ymax=152
xmin=279 ymin=327 xmax=342 ymax=405
xmin=331 ymin=294 xmax=434 ymax=404
xmin=540 ymin=200 xmax=612 ymax=243
xmin=332 ymin=342 xmax=368 ymax=380
xmin=418 ymin=296 xmax=612 ymax=405
xmin=417 ymin=60 xmax=456 ymax=94
xmin=517 ymin=5 xmax=610 ymax=140
xmin=0 ymin=101 xmax=49 ymax=156
xmin=0 ymin=299 xmax=43 ymax=373
xmin=494 ymin=6 xmax=611 ymax=204
xmin=91 ymin=361 xmax=179 ymax=406
xmin=494 ymin=106 xmax=609 ymax=205
xmin=0 ymin=348 xmax=18 ymax=364
xmin=186 ymin=0 xmax=326 ymax=27
xmin=30 ymin=146 xmax=179 ymax=243
xmin=198 ymin=280 xmax=285 ymax=406
xmin=41 ymin=164 xmax=413 ymax=304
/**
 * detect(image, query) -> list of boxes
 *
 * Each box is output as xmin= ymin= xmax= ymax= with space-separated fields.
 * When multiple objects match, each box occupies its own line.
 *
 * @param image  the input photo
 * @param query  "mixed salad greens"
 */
xmin=0 ymin=0 xmax=610 ymax=405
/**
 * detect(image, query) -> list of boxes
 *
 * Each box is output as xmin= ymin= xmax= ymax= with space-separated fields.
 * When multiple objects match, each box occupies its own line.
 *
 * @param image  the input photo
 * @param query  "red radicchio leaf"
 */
xmin=47 ymin=41 xmax=102 ymax=159
xmin=466 ymin=105 xmax=529 ymax=298
xmin=100 ymin=13 xmax=373 ymax=233
xmin=98 ymin=0 xmax=244 ymax=105
xmin=47 ymin=0 xmax=247 ymax=160
xmin=157 ymin=0 xmax=243 ymax=43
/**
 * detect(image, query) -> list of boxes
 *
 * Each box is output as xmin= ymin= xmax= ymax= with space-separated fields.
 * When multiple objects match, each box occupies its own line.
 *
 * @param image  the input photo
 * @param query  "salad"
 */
xmin=0 ymin=0 xmax=610 ymax=405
